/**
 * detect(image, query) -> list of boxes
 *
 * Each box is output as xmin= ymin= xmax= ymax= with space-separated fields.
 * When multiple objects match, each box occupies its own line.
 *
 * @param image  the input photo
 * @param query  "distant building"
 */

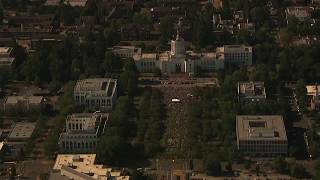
xmin=238 ymin=82 xmax=266 ymax=104
xmin=112 ymin=46 xmax=142 ymax=59
xmin=0 ymin=141 xmax=6 ymax=162
xmin=45 ymin=0 xmax=88 ymax=6
xmin=313 ymin=0 xmax=320 ymax=4
xmin=285 ymin=6 xmax=314 ymax=24
xmin=236 ymin=115 xmax=288 ymax=156
xmin=0 ymin=57 xmax=15 ymax=70
xmin=0 ymin=47 xmax=13 ymax=58
xmin=237 ymin=22 xmax=255 ymax=33
xmin=6 ymin=122 xmax=36 ymax=157
xmin=3 ymin=96 xmax=44 ymax=112
xmin=212 ymin=0 xmax=223 ymax=9
xmin=133 ymin=19 xmax=227 ymax=75
xmin=7 ymin=122 xmax=36 ymax=142
xmin=216 ymin=45 xmax=253 ymax=66
xmin=5 ymin=14 xmax=54 ymax=29
xmin=58 ymin=113 xmax=107 ymax=153
xmin=74 ymin=78 xmax=117 ymax=110
xmin=306 ymin=85 xmax=320 ymax=111
xmin=0 ymin=47 xmax=15 ymax=70
xmin=49 ymin=154 xmax=130 ymax=180
xmin=45 ymin=0 xmax=60 ymax=6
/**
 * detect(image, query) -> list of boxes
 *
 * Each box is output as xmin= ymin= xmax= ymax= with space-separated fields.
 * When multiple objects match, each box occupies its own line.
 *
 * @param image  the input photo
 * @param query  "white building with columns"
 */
xmin=132 ymin=23 xmax=252 ymax=75
xmin=58 ymin=113 xmax=107 ymax=153
xmin=134 ymin=32 xmax=225 ymax=75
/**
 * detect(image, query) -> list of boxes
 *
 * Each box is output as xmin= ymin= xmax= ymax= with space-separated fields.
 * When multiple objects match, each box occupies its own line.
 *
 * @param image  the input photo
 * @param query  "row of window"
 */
xmin=140 ymin=61 xmax=156 ymax=67
xmin=61 ymin=141 xmax=96 ymax=150
xmin=63 ymin=134 xmax=97 ymax=139
xmin=240 ymin=141 xmax=287 ymax=145
xmin=68 ymin=123 xmax=84 ymax=130
xmin=75 ymin=98 xmax=112 ymax=107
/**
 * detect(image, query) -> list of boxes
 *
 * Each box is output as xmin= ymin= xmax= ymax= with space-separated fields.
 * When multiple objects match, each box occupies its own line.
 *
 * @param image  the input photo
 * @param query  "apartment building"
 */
xmin=238 ymin=81 xmax=266 ymax=104
xmin=74 ymin=78 xmax=117 ymax=110
xmin=236 ymin=115 xmax=288 ymax=156
xmin=59 ymin=113 xmax=107 ymax=153
xmin=50 ymin=154 xmax=130 ymax=180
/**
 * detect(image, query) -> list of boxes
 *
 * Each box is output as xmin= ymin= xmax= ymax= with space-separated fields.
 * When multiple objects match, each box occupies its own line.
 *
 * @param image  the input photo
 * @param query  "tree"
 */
xmin=314 ymin=159 xmax=320 ymax=179
xmin=82 ymin=0 xmax=98 ymax=16
xmin=119 ymin=59 xmax=138 ymax=96
xmin=58 ymin=82 xmax=77 ymax=115
xmin=289 ymin=163 xmax=306 ymax=178
xmin=192 ymin=11 xmax=212 ymax=49
xmin=225 ymin=161 xmax=233 ymax=171
xmin=97 ymin=135 xmax=131 ymax=165
xmin=250 ymin=7 xmax=268 ymax=26
xmin=154 ymin=68 xmax=161 ymax=77
xmin=132 ymin=13 xmax=152 ymax=28
xmin=57 ymin=3 xmax=79 ymax=25
xmin=159 ymin=16 xmax=174 ymax=48
xmin=11 ymin=45 xmax=27 ymax=80
xmin=9 ymin=166 xmax=16 ymax=180
xmin=119 ymin=70 xmax=138 ymax=96
xmin=279 ymin=28 xmax=293 ymax=46
xmin=103 ymin=51 xmax=122 ymax=74
xmin=272 ymin=157 xmax=288 ymax=174
xmin=137 ymin=89 xmax=165 ymax=157
xmin=205 ymin=154 xmax=222 ymax=176
xmin=295 ymin=79 xmax=307 ymax=113
xmin=131 ymin=170 xmax=151 ymax=180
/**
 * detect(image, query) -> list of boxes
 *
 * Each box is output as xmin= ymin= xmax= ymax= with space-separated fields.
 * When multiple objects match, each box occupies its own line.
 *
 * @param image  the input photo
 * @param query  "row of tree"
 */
xmin=137 ymin=89 xmax=166 ymax=157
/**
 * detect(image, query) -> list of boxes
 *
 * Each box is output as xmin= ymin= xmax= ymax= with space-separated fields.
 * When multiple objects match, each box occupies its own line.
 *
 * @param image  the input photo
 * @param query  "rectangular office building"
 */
xmin=236 ymin=115 xmax=288 ymax=156
xmin=74 ymin=78 xmax=117 ymax=110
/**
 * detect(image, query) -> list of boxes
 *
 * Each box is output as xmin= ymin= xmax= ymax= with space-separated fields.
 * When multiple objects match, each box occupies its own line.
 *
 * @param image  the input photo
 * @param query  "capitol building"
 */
xmin=113 ymin=22 xmax=252 ymax=75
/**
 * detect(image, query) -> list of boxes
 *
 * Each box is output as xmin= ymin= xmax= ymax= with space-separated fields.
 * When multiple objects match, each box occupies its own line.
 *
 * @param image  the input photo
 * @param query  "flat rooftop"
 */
xmin=74 ymin=78 xmax=117 ymax=96
xmin=67 ymin=113 xmax=100 ymax=131
xmin=0 ymin=57 xmax=15 ymax=65
xmin=5 ymin=96 xmax=43 ymax=105
xmin=217 ymin=45 xmax=252 ymax=53
xmin=306 ymin=85 xmax=320 ymax=96
xmin=65 ymin=0 xmax=88 ymax=6
xmin=286 ymin=6 xmax=313 ymax=19
xmin=8 ymin=122 xmax=36 ymax=140
xmin=0 ymin=47 xmax=13 ymax=56
xmin=236 ymin=115 xmax=287 ymax=141
xmin=53 ymin=154 xmax=129 ymax=180
xmin=238 ymin=81 xmax=266 ymax=98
